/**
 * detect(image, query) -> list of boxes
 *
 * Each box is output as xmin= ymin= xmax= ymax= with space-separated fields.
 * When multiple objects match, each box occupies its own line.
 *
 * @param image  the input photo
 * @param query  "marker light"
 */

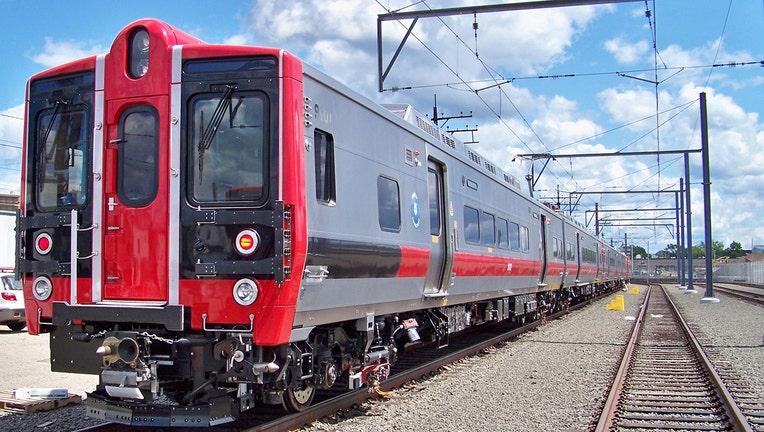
xmin=32 ymin=276 xmax=53 ymax=301
xmin=233 ymin=278 xmax=259 ymax=306
xmin=129 ymin=29 xmax=150 ymax=78
xmin=235 ymin=229 xmax=260 ymax=256
xmin=35 ymin=232 xmax=53 ymax=255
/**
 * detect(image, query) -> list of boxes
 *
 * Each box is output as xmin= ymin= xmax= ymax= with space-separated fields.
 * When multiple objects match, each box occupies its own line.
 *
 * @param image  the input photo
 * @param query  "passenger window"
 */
xmin=481 ymin=211 xmax=496 ymax=246
xmin=497 ymin=218 xmax=509 ymax=249
xmin=509 ymin=222 xmax=520 ymax=251
xmin=377 ymin=176 xmax=401 ymax=232
xmin=521 ymin=226 xmax=530 ymax=253
xmin=118 ymin=106 xmax=158 ymax=207
xmin=314 ymin=129 xmax=336 ymax=203
xmin=464 ymin=206 xmax=480 ymax=244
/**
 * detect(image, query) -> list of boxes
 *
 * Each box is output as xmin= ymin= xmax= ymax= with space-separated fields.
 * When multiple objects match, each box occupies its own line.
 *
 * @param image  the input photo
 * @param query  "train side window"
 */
xmin=314 ymin=129 xmax=336 ymax=204
xmin=509 ymin=222 xmax=520 ymax=251
xmin=520 ymin=226 xmax=530 ymax=253
xmin=463 ymin=206 xmax=479 ymax=244
xmin=497 ymin=217 xmax=509 ymax=249
xmin=377 ymin=176 xmax=401 ymax=232
xmin=481 ymin=211 xmax=496 ymax=246
xmin=118 ymin=106 xmax=158 ymax=207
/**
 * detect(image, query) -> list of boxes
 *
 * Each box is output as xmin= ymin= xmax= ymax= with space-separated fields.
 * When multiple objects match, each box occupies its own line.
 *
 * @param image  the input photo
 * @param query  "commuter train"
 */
xmin=17 ymin=19 xmax=628 ymax=427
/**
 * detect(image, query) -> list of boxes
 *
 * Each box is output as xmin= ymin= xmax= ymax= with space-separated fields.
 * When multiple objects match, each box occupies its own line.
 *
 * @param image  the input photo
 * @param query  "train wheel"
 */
xmin=281 ymin=381 xmax=315 ymax=412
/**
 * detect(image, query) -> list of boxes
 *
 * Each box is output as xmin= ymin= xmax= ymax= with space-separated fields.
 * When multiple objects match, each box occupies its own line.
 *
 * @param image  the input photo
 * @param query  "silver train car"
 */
xmin=18 ymin=19 xmax=629 ymax=427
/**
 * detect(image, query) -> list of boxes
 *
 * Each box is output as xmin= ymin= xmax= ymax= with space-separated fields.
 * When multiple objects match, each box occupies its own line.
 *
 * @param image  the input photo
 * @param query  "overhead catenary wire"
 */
xmin=0 ymin=113 xmax=23 ymax=120
xmin=375 ymin=1 xmax=747 ymax=247
xmin=377 ymin=0 xmax=649 ymax=221
xmin=416 ymin=0 xmax=586 ymax=194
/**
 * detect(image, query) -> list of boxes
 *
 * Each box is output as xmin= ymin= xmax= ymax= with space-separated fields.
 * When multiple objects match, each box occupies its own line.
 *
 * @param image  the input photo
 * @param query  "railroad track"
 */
xmin=709 ymin=283 xmax=764 ymax=306
xmin=593 ymin=284 xmax=756 ymax=431
xmin=75 ymin=292 xmax=607 ymax=432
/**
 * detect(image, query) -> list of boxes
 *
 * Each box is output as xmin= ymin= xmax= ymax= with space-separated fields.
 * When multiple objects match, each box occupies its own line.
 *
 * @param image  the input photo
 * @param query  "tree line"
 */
xmin=655 ymin=241 xmax=745 ymax=259
xmin=630 ymin=241 xmax=746 ymax=260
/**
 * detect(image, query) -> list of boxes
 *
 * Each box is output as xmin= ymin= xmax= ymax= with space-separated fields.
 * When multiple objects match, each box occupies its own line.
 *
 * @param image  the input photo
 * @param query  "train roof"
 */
xmin=381 ymin=103 xmax=525 ymax=194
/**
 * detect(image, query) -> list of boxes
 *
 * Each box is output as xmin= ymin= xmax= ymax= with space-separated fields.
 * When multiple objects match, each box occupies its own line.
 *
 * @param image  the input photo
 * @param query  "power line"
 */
xmin=704 ymin=0 xmax=734 ymax=91
xmin=0 ymin=139 xmax=22 ymax=149
xmin=0 ymin=113 xmax=23 ymax=121
xmin=384 ymin=60 xmax=763 ymax=92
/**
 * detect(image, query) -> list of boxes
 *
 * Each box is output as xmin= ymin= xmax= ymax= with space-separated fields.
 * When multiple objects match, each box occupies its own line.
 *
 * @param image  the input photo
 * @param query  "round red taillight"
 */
xmin=35 ymin=233 xmax=53 ymax=255
xmin=235 ymin=229 xmax=260 ymax=256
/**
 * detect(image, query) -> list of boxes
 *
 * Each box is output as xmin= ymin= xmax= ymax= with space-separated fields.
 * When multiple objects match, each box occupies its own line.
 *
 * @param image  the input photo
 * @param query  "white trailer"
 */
xmin=0 ymin=211 xmax=15 ymax=270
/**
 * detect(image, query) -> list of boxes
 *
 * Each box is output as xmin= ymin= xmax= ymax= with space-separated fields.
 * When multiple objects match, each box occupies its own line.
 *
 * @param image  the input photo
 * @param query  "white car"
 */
xmin=0 ymin=272 xmax=26 ymax=331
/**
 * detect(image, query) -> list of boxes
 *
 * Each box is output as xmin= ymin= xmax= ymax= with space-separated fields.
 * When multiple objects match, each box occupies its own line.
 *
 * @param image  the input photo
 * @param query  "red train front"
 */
xmin=18 ymin=19 xmax=308 ymax=425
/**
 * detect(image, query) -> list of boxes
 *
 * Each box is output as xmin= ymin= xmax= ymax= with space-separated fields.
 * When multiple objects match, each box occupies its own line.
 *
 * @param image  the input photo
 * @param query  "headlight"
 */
xmin=233 ymin=278 xmax=258 ymax=306
xmin=129 ymin=28 xmax=150 ymax=78
xmin=32 ymin=276 xmax=53 ymax=301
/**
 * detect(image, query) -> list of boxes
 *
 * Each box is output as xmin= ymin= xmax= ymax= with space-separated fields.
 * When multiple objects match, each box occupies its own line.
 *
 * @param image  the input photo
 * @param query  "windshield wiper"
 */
xmin=36 ymin=100 xmax=67 ymax=192
xmin=198 ymin=85 xmax=235 ymax=183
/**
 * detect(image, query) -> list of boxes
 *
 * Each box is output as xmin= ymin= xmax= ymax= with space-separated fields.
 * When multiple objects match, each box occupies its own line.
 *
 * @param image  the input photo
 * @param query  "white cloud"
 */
xmin=223 ymin=34 xmax=248 ymax=46
xmin=604 ymin=37 xmax=649 ymax=64
xmin=31 ymin=38 xmax=105 ymax=68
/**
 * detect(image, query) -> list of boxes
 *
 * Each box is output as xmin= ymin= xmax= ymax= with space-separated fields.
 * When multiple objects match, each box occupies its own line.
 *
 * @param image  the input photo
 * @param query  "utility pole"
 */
xmin=699 ymin=92 xmax=718 ymax=303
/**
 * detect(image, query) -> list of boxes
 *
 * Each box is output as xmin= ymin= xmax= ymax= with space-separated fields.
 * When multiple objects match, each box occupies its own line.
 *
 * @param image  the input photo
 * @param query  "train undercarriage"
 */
xmin=74 ymin=284 xmax=617 ymax=427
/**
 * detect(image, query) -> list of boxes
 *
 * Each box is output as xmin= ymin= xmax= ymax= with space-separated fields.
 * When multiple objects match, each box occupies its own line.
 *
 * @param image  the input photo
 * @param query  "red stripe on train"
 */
xmin=452 ymin=251 xmax=540 ymax=277
xmin=397 ymin=245 xmax=431 ymax=277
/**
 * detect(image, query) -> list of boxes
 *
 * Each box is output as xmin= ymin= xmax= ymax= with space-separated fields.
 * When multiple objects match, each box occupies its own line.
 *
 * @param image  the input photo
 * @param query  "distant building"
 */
xmin=0 ymin=193 xmax=19 ymax=269
xmin=632 ymin=258 xmax=705 ymax=277
xmin=0 ymin=193 xmax=18 ymax=212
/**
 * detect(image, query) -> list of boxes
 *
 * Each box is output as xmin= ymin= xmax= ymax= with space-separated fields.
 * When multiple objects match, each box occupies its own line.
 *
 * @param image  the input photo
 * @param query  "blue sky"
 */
xmin=0 ymin=0 xmax=762 ymax=253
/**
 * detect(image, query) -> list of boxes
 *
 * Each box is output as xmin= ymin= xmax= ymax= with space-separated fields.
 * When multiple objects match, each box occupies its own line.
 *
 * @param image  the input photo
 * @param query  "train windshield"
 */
xmin=190 ymin=89 xmax=268 ymax=203
xmin=34 ymin=102 xmax=90 ymax=210
xmin=29 ymin=72 xmax=94 ymax=211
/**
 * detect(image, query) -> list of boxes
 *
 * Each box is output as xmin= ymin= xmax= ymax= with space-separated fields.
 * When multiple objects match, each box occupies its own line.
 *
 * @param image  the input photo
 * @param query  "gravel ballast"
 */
xmin=305 ymin=285 xmax=764 ymax=431
xmin=1 ymin=284 xmax=761 ymax=432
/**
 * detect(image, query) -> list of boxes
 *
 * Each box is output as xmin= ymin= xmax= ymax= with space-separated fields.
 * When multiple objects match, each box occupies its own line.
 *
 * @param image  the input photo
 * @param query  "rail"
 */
xmin=593 ymin=284 xmax=753 ymax=431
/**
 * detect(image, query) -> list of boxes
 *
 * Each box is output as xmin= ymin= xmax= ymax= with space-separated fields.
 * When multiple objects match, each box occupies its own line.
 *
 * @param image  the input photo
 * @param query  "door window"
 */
xmin=428 ymin=168 xmax=441 ymax=236
xmin=118 ymin=107 xmax=159 ymax=207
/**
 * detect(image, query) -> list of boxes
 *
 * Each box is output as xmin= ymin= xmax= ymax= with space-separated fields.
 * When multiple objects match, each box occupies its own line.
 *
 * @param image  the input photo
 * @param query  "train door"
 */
xmin=538 ymin=214 xmax=549 ymax=287
xmin=100 ymin=96 xmax=169 ymax=301
xmin=559 ymin=221 xmax=567 ymax=288
xmin=598 ymin=243 xmax=605 ymax=282
xmin=423 ymin=159 xmax=451 ymax=296
xmin=574 ymin=232 xmax=582 ymax=282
